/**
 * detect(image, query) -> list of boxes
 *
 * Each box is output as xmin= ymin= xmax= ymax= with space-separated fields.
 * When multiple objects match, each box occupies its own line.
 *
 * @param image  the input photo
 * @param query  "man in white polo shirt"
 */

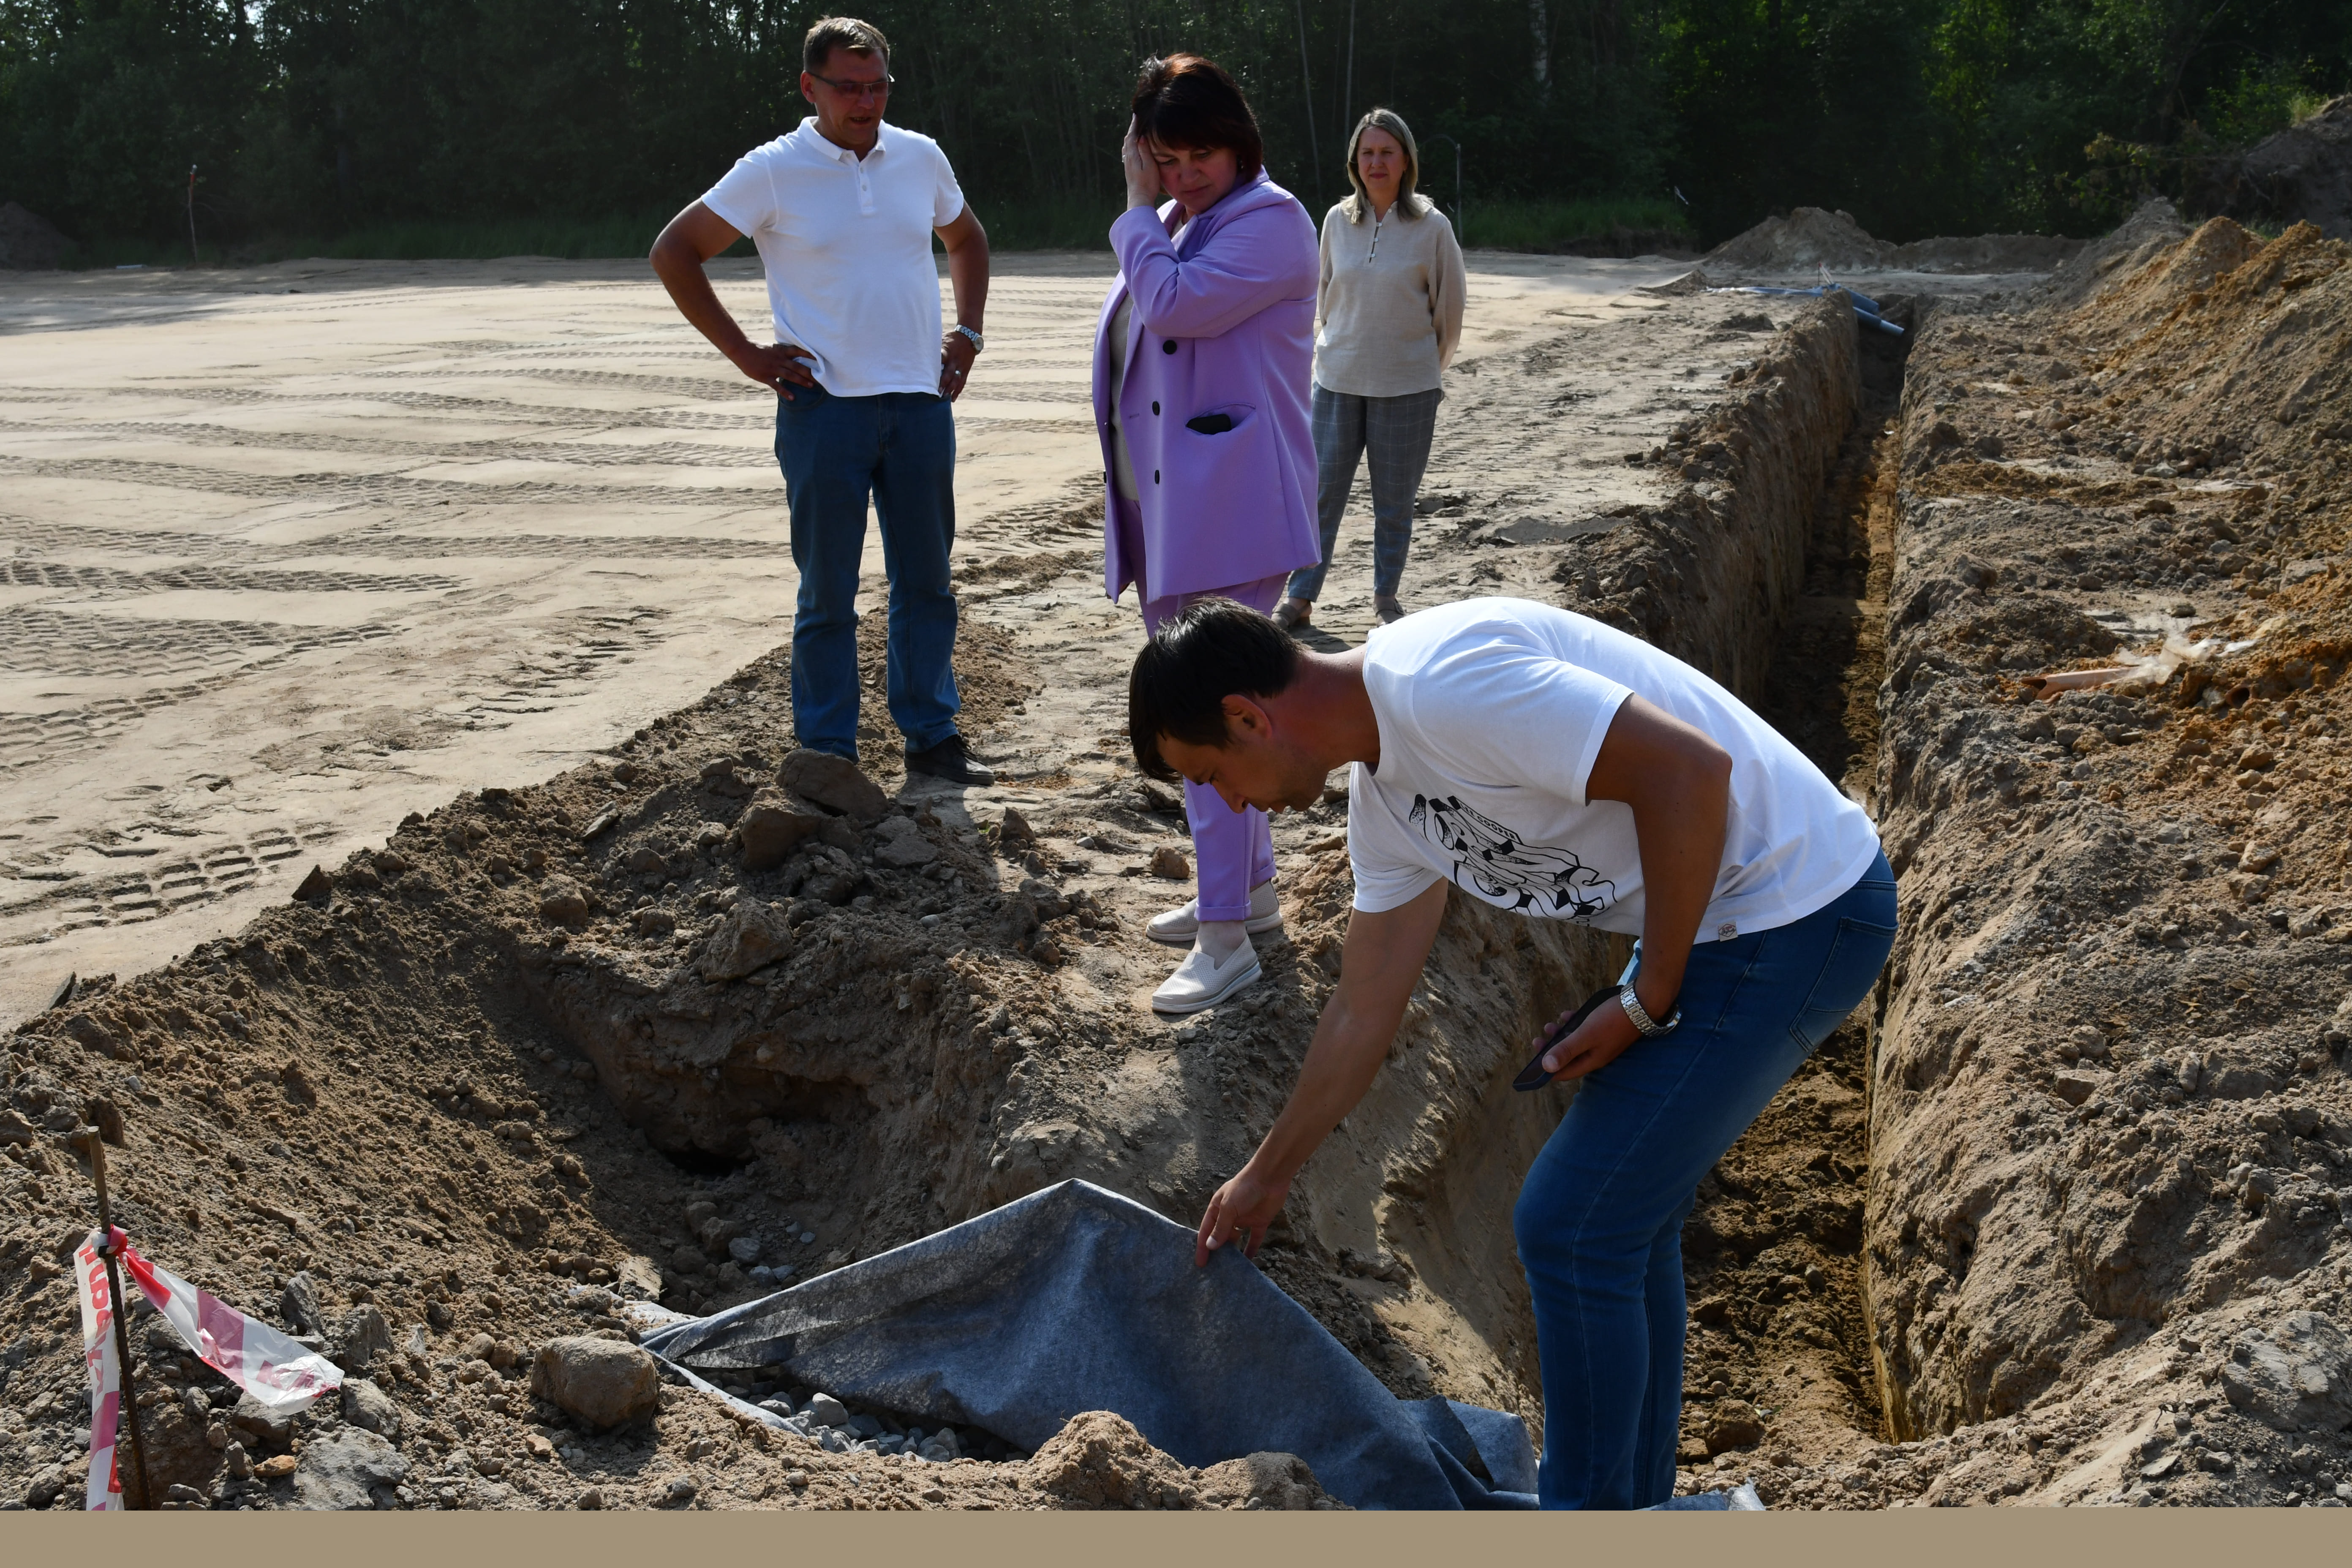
xmin=651 ymin=15 xmax=994 ymax=786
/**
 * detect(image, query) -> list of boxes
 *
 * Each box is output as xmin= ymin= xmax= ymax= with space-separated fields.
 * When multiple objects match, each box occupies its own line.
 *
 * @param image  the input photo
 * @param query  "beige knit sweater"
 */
xmin=1311 ymin=197 xmax=1466 ymax=397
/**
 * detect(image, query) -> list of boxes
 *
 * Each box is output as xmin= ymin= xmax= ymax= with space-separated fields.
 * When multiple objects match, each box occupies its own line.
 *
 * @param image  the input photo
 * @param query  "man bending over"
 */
xmin=1129 ymin=596 xmax=1896 ymax=1508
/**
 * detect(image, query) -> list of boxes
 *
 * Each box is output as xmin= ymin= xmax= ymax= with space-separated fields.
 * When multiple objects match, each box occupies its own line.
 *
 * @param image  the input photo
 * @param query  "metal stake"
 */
xmin=187 ymin=165 xmax=199 ymax=266
xmin=78 ymin=1128 xmax=155 ymax=1510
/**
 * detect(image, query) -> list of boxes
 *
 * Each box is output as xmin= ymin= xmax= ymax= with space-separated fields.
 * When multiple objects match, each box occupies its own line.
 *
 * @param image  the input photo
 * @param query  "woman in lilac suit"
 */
xmin=1093 ymin=54 xmax=1320 ymax=1015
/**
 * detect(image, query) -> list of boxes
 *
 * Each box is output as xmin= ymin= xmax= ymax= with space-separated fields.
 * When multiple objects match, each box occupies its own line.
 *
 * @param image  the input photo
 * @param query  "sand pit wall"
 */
xmin=1853 ymin=220 xmax=2352 ymax=1503
xmin=1562 ymin=293 xmax=1862 ymax=694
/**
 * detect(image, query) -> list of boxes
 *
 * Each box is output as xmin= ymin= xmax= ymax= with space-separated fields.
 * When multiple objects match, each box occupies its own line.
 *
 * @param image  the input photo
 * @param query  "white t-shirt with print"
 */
xmin=702 ymin=119 xmax=966 ymax=398
xmin=1347 ymin=598 xmax=1880 ymax=940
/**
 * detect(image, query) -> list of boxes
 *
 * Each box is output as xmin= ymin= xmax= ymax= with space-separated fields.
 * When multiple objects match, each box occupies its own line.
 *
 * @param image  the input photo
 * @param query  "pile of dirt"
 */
xmin=1707 ymin=207 xmax=2085 ymax=277
xmin=2034 ymin=199 xmax=2192 ymax=313
xmin=1887 ymin=232 xmax=2085 ymax=274
xmin=0 ymin=203 xmax=70 ymax=271
xmin=2191 ymin=94 xmax=2352 ymax=242
xmin=1847 ymin=214 xmax=2352 ymax=1505
xmin=1707 ymin=208 xmax=1893 ymax=273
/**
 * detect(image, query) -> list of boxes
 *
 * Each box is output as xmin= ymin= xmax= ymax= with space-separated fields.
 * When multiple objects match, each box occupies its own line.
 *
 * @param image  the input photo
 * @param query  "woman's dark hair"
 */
xmin=1128 ymin=598 xmax=1301 ymax=782
xmin=1131 ymin=54 xmax=1264 ymax=180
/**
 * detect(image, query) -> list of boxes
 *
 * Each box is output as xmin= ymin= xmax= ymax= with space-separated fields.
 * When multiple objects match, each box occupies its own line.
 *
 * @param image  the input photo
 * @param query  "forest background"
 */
xmin=2 ymin=0 xmax=2349 ymax=266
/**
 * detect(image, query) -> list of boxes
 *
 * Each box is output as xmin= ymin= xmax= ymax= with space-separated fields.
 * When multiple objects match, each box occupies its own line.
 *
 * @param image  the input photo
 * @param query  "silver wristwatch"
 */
xmin=951 ymin=324 xmax=984 ymax=353
xmin=1619 ymin=984 xmax=1682 ymax=1038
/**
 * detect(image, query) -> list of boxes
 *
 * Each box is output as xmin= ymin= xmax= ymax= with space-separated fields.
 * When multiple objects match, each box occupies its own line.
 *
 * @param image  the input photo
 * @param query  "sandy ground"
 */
xmin=0 ymin=248 xmax=1703 ymax=1028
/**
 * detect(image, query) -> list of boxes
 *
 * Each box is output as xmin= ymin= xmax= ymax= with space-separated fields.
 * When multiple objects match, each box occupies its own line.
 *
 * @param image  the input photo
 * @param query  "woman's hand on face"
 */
xmin=1195 ymin=1165 xmax=1290 ymax=1266
xmin=1121 ymin=117 xmax=1162 ymax=210
xmin=1531 ymin=997 xmax=1642 ymax=1082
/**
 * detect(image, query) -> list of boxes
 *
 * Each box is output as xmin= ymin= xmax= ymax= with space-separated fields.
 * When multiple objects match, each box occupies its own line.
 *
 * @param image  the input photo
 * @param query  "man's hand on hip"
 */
xmin=938 ymin=332 xmax=977 ymax=400
xmin=735 ymin=341 xmax=817 ymax=393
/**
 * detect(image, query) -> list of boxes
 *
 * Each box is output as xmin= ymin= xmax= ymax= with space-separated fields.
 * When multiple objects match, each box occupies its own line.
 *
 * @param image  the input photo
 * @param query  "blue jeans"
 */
xmin=774 ymin=384 xmax=961 ymax=757
xmin=1513 ymin=851 xmax=1897 ymax=1508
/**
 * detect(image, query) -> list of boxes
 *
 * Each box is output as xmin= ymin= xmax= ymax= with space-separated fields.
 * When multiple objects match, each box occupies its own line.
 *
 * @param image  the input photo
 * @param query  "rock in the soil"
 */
xmin=291 ymin=1427 xmax=409 ymax=1510
xmin=2052 ymin=1067 xmax=2110 ymax=1106
xmin=2221 ymin=1312 xmax=2352 ymax=1432
xmin=231 ymin=1392 xmax=294 ymax=1450
xmin=84 ymin=1094 xmax=124 ymax=1144
xmin=329 ymin=1304 xmax=394 ymax=1374
xmin=726 ymin=1235 xmax=761 ymax=1266
xmin=280 ymin=1271 xmax=323 ymax=1336
xmin=806 ymin=1391 xmax=851 ymax=1428
xmin=294 ymin=866 xmax=333 ymax=902
xmin=1705 ymin=1399 xmax=1767 ymax=1454
xmin=528 ymin=1336 xmax=662 ymax=1430
xmin=999 ymin=806 xmax=1036 ymax=845
xmin=781 ymin=749 xmax=887 ymax=824
xmin=614 ymin=1255 xmax=663 ymax=1299
xmin=539 ymin=879 xmax=591 ymax=927
xmin=738 ymin=792 xmax=829 ymax=870
xmin=577 ymin=1486 xmax=605 ymax=1509
xmin=874 ymin=815 xmax=938 ymax=868
xmin=697 ymin=898 xmax=795 ymax=982
xmin=23 ymin=1463 xmax=69 ymax=1508
xmin=2210 ymin=1063 xmax=2279 ymax=1099
xmin=340 ymin=1377 xmax=403 ymax=1439
xmin=1150 ymin=846 xmax=1190 ymax=880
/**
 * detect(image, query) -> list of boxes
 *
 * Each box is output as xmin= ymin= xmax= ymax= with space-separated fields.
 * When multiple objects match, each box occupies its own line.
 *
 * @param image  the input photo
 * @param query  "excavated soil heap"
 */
xmin=2191 ymin=94 xmax=2352 ymax=242
xmin=1705 ymin=207 xmax=2084 ymax=277
xmin=1846 ymin=217 xmax=2352 ymax=1506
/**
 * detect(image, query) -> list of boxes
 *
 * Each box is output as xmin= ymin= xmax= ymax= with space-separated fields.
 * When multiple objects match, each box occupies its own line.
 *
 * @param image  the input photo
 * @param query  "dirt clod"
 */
xmin=530 ymin=1337 xmax=663 ymax=1430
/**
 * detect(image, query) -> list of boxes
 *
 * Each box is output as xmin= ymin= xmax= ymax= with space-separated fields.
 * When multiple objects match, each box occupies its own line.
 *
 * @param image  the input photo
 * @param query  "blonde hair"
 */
xmin=1340 ymin=108 xmax=1435 ymax=223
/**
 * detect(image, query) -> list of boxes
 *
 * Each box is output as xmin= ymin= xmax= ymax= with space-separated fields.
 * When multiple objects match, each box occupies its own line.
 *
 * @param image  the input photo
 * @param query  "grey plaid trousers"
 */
xmin=1286 ymin=381 xmax=1442 ymax=602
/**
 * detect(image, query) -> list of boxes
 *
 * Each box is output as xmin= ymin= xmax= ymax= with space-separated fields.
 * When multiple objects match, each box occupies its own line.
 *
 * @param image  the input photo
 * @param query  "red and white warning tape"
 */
xmin=73 ymin=1226 xmax=343 ymax=1511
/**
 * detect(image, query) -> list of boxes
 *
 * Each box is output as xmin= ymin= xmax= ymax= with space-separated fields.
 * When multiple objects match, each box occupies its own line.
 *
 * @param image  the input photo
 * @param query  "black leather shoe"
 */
xmin=905 ymin=734 xmax=994 ymax=787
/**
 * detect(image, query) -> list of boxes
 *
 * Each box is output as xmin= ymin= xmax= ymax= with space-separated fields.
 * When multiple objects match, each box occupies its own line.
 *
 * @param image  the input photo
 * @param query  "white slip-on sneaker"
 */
xmin=1150 ymin=938 xmax=1263 ymax=1015
xmin=1146 ymin=882 xmax=1283 ymax=946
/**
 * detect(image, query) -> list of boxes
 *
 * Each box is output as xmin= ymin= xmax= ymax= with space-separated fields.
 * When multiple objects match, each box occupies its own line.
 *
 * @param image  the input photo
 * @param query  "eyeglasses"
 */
xmin=809 ymin=71 xmax=893 ymax=102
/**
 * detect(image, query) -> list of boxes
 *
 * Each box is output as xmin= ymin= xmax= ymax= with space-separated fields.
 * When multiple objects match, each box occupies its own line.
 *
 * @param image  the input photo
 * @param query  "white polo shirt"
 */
xmin=1347 ymin=599 xmax=1881 ymax=939
xmin=702 ymin=119 xmax=967 ymax=398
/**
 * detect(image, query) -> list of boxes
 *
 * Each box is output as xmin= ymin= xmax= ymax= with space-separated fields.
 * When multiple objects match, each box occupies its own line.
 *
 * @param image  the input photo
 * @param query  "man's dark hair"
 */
xmin=805 ymin=16 xmax=889 ymax=75
xmin=1130 ymin=54 xmax=1265 ymax=180
xmin=1128 ymin=598 xmax=1301 ymax=783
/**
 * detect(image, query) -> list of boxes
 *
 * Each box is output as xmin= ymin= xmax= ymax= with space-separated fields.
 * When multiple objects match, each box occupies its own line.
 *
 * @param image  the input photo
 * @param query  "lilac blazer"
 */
xmin=1092 ymin=171 xmax=1322 ymax=604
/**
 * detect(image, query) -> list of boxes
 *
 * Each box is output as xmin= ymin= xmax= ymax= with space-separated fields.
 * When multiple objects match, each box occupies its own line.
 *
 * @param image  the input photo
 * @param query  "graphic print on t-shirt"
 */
xmin=1409 ymin=794 xmax=1617 ymax=919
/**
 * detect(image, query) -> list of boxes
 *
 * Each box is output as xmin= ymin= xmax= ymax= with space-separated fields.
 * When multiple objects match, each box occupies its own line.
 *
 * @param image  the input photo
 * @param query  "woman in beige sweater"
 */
xmin=1274 ymin=108 xmax=1466 ymax=629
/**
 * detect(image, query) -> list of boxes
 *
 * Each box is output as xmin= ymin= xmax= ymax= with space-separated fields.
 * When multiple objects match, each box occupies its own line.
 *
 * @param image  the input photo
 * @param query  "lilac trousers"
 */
xmin=1116 ymin=498 xmax=1282 ymax=923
